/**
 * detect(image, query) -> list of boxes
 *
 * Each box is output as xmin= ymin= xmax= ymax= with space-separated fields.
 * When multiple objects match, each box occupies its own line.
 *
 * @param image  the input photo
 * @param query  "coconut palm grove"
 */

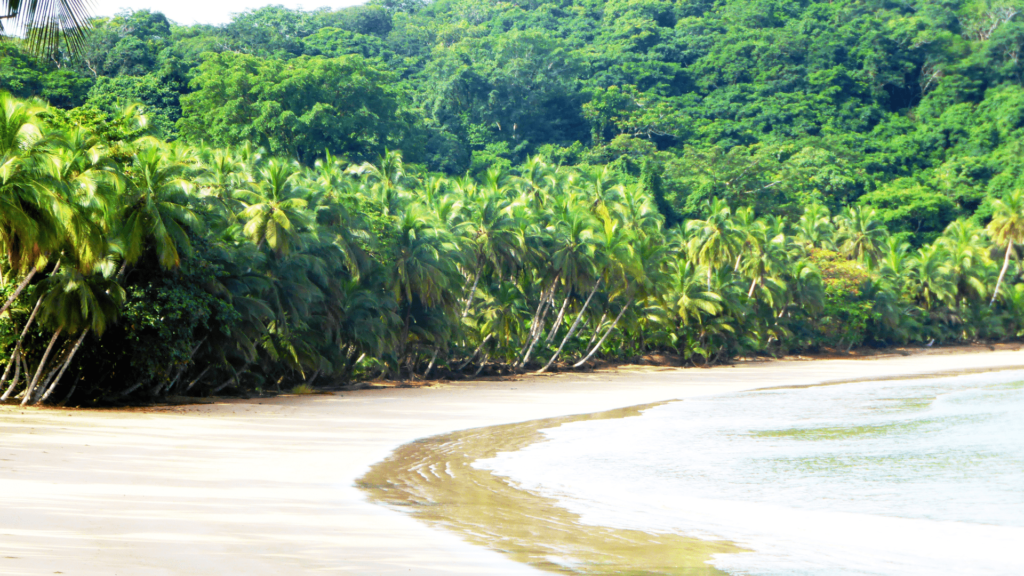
xmin=4 ymin=0 xmax=1024 ymax=405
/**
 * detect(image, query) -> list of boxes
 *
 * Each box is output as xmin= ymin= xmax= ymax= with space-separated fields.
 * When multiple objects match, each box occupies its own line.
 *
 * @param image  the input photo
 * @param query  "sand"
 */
xmin=2 ymin=347 xmax=1024 ymax=575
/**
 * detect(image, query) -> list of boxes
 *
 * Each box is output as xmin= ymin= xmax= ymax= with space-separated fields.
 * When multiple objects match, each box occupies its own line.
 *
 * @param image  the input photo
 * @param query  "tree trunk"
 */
xmin=213 ymin=361 xmax=251 ymax=394
xmin=586 ymin=312 xmax=608 ymax=349
xmin=340 ymin=348 xmax=363 ymax=382
xmin=517 ymin=295 xmax=555 ymax=369
xmin=0 ymin=268 xmax=37 ymax=318
xmin=513 ymin=279 xmax=558 ymax=369
xmin=473 ymin=353 xmax=490 ymax=377
xmin=21 ymin=327 xmax=62 ymax=407
xmin=424 ymin=347 xmax=440 ymax=378
xmin=545 ymin=293 xmax=572 ymax=343
xmin=458 ymin=334 xmax=493 ymax=371
xmin=514 ymin=296 xmax=548 ymax=365
xmin=119 ymin=378 xmax=150 ymax=397
xmin=185 ymin=365 xmax=214 ymax=391
xmin=0 ymin=349 xmax=22 ymax=402
xmin=538 ymin=279 xmax=601 ymax=373
xmin=991 ymin=240 xmax=1014 ymax=306
xmin=162 ymin=337 xmax=209 ymax=395
xmin=38 ymin=329 xmax=89 ymax=404
xmin=574 ymin=299 xmax=632 ymax=368
xmin=31 ymin=344 xmax=71 ymax=405
xmin=462 ymin=273 xmax=480 ymax=317
xmin=2 ymin=293 xmax=44 ymax=387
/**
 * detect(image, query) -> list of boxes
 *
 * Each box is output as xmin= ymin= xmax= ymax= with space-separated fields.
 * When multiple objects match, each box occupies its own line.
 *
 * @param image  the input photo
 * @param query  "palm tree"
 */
xmin=669 ymin=260 xmax=723 ymax=328
xmin=117 ymin=145 xmax=200 ymax=270
xmin=0 ymin=93 xmax=60 ymax=316
xmin=835 ymin=206 xmax=886 ymax=265
xmin=986 ymin=189 xmax=1024 ymax=306
xmin=391 ymin=203 xmax=461 ymax=368
xmin=939 ymin=219 xmax=988 ymax=302
xmin=235 ymin=159 xmax=313 ymax=258
xmin=20 ymin=267 xmax=124 ymax=405
xmin=794 ymin=204 xmax=835 ymax=250
xmin=0 ymin=0 xmax=92 ymax=54
xmin=686 ymin=198 xmax=740 ymax=288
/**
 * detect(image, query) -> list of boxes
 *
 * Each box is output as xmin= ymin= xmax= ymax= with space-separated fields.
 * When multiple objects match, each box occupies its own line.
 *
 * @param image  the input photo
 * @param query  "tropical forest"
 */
xmin=4 ymin=0 xmax=1024 ymax=406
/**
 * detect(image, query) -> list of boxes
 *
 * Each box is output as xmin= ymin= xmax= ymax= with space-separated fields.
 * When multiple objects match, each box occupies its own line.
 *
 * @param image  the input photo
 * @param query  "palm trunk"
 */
xmin=31 ymin=344 xmax=71 ymax=405
xmin=214 ymin=362 xmax=250 ymax=394
xmin=586 ymin=312 xmax=608 ymax=349
xmin=0 ymin=348 xmax=15 ymax=395
xmin=990 ymin=240 xmax=1014 ymax=306
xmin=545 ymin=293 xmax=572 ymax=343
xmin=458 ymin=335 xmax=493 ymax=371
xmin=38 ymin=329 xmax=89 ymax=404
xmin=119 ymin=379 xmax=148 ymax=397
xmin=162 ymin=337 xmax=208 ymax=395
xmin=0 ymin=268 xmax=37 ymax=318
xmin=538 ymin=279 xmax=601 ymax=373
xmin=0 ymin=349 xmax=22 ymax=402
xmin=517 ymin=295 xmax=555 ymax=369
xmin=574 ymin=299 xmax=631 ymax=368
xmin=185 ymin=365 xmax=214 ymax=391
xmin=20 ymin=327 xmax=62 ymax=407
xmin=340 ymin=348 xmax=363 ymax=382
xmin=473 ymin=353 xmax=490 ymax=377
xmin=424 ymin=347 xmax=441 ymax=378
xmin=513 ymin=278 xmax=558 ymax=369
xmin=462 ymin=273 xmax=480 ymax=317
xmin=1 ymin=295 xmax=43 ymax=391
xmin=748 ymin=274 xmax=759 ymax=298
xmin=2 ymin=294 xmax=44 ymax=386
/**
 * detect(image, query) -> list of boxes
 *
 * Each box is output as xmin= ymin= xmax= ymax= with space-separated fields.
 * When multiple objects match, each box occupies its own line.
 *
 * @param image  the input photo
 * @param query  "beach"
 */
xmin=2 ymin=347 xmax=1024 ymax=576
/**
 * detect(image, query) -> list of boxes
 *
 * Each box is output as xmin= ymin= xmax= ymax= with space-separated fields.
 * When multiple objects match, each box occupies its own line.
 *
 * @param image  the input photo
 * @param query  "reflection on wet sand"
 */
xmin=358 ymin=402 xmax=745 ymax=575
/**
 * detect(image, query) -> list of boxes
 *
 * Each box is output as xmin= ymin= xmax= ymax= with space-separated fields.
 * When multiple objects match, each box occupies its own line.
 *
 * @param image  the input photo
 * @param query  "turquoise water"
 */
xmin=477 ymin=370 xmax=1024 ymax=575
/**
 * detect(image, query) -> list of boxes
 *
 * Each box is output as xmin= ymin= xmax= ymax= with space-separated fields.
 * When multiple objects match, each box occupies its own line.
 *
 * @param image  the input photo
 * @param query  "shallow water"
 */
xmin=477 ymin=371 xmax=1024 ymax=575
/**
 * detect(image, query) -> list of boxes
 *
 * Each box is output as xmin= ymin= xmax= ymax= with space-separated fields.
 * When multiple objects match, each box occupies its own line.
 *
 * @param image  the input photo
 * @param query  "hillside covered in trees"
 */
xmin=4 ymin=0 xmax=1024 ymax=405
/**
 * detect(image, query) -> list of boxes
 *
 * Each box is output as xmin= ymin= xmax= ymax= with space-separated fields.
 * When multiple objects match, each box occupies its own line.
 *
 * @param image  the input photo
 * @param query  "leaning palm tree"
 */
xmin=20 ymin=267 xmax=124 ymax=405
xmin=0 ymin=92 xmax=58 ymax=316
xmin=986 ymin=189 xmax=1024 ymax=306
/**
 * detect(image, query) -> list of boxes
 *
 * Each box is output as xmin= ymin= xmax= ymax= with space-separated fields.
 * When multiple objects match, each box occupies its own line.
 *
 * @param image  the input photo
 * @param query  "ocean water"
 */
xmin=476 ymin=370 xmax=1024 ymax=575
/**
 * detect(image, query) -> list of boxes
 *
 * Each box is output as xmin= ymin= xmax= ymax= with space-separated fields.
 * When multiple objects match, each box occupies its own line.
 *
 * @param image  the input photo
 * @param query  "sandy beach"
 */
xmin=2 ymin=347 xmax=1024 ymax=576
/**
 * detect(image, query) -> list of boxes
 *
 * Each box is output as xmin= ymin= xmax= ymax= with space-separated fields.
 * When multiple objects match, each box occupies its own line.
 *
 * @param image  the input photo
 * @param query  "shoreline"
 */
xmin=2 ymin=347 xmax=1024 ymax=575
xmin=359 ymin=401 xmax=746 ymax=575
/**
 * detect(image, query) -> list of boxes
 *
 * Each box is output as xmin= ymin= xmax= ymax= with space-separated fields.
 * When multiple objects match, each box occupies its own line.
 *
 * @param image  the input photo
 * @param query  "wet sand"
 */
xmin=2 ymin=347 xmax=1024 ymax=575
xmin=360 ymin=402 xmax=745 ymax=575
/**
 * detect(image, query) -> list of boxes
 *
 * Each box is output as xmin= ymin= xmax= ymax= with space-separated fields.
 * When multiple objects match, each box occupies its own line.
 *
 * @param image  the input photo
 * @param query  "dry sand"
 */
xmin=2 ymin=347 xmax=1024 ymax=575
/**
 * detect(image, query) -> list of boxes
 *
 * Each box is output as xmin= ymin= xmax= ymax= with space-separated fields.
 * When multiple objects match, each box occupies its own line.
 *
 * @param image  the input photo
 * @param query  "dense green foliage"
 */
xmin=3 ymin=0 xmax=1024 ymax=229
xmin=5 ymin=0 xmax=1024 ymax=404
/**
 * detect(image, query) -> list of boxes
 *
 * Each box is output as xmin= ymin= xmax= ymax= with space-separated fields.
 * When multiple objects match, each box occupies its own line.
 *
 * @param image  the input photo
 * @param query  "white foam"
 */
xmin=477 ymin=370 xmax=1024 ymax=575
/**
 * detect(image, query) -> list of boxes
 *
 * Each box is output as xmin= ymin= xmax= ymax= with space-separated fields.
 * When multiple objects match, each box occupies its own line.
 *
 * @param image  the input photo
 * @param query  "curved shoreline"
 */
xmin=359 ymin=401 xmax=745 ymax=575
xmin=3 ymin=347 xmax=1024 ymax=575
